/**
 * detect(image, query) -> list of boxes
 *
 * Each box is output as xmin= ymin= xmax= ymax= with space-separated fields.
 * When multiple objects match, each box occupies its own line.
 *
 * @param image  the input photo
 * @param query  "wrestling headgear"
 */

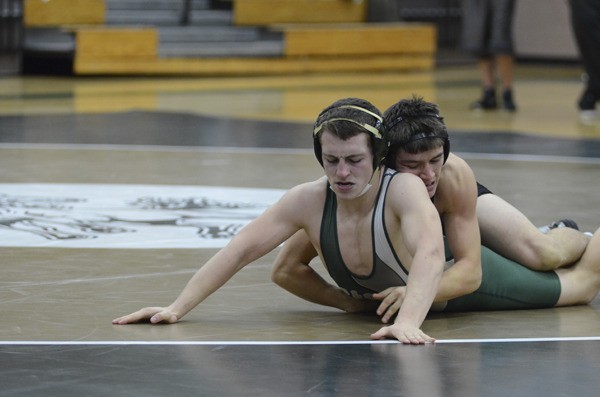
xmin=382 ymin=96 xmax=450 ymax=168
xmin=313 ymin=98 xmax=388 ymax=170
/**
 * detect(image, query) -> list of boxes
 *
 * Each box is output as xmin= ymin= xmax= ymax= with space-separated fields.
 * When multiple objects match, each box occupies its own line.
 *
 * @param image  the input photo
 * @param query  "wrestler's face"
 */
xmin=320 ymin=130 xmax=374 ymax=199
xmin=394 ymin=146 xmax=444 ymax=198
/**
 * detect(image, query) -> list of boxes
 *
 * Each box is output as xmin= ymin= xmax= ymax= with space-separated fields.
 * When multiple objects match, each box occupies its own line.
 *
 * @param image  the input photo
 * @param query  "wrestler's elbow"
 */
xmin=464 ymin=264 xmax=483 ymax=294
xmin=453 ymin=258 xmax=482 ymax=296
xmin=270 ymin=262 xmax=289 ymax=287
xmin=271 ymin=256 xmax=299 ymax=287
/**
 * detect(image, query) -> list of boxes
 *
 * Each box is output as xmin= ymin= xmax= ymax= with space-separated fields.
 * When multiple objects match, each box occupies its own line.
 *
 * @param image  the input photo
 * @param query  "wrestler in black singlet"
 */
xmin=319 ymin=168 xmax=561 ymax=311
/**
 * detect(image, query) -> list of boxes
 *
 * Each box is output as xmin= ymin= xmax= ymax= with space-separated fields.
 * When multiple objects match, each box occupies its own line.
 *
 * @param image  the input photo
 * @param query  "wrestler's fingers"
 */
xmin=403 ymin=332 xmax=428 ymax=345
xmin=377 ymin=292 xmax=404 ymax=320
xmin=370 ymin=325 xmax=414 ymax=344
xmin=372 ymin=287 xmax=395 ymax=300
xmin=413 ymin=331 xmax=435 ymax=345
xmin=370 ymin=325 xmax=393 ymax=340
xmin=112 ymin=307 xmax=169 ymax=325
xmin=371 ymin=325 xmax=435 ymax=344
xmin=380 ymin=300 xmax=402 ymax=324
xmin=150 ymin=310 xmax=178 ymax=324
xmin=376 ymin=299 xmax=391 ymax=318
xmin=375 ymin=289 xmax=399 ymax=315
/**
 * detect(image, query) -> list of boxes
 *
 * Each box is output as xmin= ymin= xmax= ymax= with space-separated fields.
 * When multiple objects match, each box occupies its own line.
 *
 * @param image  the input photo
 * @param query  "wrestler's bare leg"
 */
xmin=476 ymin=194 xmax=589 ymax=271
xmin=555 ymin=228 xmax=600 ymax=306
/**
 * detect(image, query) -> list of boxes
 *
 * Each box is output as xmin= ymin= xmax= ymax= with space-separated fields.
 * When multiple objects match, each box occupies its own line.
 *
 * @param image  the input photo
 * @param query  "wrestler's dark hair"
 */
xmin=382 ymin=95 xmax=449 ymax=169
xmin=313 ymin=97 xmax=387 ymax=170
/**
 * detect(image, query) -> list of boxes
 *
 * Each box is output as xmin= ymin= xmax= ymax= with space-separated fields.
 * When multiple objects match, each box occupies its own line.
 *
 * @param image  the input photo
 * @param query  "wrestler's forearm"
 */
xmin=273 ymin=263 xmax=375 ymax=313
xmin=396 ymin=249 xmax=443 ymax=327
xmin=168 ymin=247 xmax=251 ymax=318
xmin=434 ymin=258 xmax=482 ymax=302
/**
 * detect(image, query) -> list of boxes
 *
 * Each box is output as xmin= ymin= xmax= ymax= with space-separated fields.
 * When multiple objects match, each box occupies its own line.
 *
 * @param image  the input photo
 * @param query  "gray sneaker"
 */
xmin=538 ymin=219 xmax=579 ymax=234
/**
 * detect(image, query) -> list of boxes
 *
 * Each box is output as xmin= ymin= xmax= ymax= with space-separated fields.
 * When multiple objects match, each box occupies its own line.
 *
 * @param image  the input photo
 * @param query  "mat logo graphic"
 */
xmin=0 ymin=184 xmax=285 ymax=248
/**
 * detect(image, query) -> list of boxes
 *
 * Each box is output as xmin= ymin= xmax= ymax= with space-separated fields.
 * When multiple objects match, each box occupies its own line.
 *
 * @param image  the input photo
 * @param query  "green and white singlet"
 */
xmin=319 ymin=168 xmax=561 ymax=311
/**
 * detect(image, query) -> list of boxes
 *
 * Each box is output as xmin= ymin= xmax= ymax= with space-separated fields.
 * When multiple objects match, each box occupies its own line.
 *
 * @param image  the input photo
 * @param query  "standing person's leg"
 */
xmin=471 ymin=58 xmax=498 ymax=109
xmin=477 ymin=58 xmax=496 ymax=89
xmin=463 ymin=0 xmax=497 ymax=109
xmin=489 ymin=0 xmax=517 ymax=111
xmin=496 ymin=54 xmax=516 ymax=110
xmin=569 ymin=0 xmax=600 ymax=113
xmin=496 ymin=54 xmax=514 ymax=91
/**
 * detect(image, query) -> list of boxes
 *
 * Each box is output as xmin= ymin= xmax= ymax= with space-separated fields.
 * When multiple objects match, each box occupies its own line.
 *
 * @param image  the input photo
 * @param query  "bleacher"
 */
xmin=22 ymin=0 xmax=437 ymax=76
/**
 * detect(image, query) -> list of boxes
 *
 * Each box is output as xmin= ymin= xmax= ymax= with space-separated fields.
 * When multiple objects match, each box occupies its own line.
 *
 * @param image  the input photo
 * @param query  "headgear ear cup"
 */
xmin=443 ymin=138 xmax=450 ymax=164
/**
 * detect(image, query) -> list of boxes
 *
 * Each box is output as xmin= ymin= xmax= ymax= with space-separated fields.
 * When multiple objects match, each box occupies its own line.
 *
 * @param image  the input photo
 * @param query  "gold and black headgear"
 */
xmin=313 ymin=100 xmax=388 ymax=170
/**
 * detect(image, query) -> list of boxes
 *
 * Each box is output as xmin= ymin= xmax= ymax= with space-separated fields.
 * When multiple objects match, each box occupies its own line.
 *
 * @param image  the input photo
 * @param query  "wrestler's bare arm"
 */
xmin=271 ymin=230 xmax=376 ymax=313
xmin=371 ymin=174 xmax=445 ymax=343
xmin=113 ymin=180 xmax=324 ymax=325
xmin=434 ymin=155 xmax=483 ymax=301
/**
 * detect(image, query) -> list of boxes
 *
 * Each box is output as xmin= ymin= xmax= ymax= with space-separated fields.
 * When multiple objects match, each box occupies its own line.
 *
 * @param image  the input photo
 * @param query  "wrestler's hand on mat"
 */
xmin=112 ymin=307 xmax=179 ymax=325
xmin=372 ymin=286 xmax=406 ymax=324
xmin=370 ymin=322 xmax=435 ymax=345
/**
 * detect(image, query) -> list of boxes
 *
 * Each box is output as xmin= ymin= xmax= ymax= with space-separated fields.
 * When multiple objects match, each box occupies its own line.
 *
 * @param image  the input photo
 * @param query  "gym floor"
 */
xmin=0 ymin=64 xmax=599 ymax=396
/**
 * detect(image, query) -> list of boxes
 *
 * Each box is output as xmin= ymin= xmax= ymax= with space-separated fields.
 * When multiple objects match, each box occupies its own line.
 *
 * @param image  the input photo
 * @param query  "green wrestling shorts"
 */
xmin=444 ymin=245 xmax=562 ymax=312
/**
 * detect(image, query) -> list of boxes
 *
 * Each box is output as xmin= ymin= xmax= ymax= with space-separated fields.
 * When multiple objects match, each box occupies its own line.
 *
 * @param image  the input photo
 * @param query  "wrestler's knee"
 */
xmin=521 ymin=238 xmax=563 ymax=271
xmin=534 ymin=247 xmax=566 ymax=271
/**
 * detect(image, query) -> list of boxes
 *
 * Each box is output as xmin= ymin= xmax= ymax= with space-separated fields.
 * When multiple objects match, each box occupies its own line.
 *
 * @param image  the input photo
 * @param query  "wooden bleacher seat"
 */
xmin=233 ymin=0 xmax=367 ymax=25
xmin=22 ymin=0 xmax=437 ymax=76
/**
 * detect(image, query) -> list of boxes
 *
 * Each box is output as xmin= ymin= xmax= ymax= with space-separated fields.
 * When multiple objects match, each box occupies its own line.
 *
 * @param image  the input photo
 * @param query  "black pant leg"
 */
xmin=570 ymin=0 xmax=600 ymax=96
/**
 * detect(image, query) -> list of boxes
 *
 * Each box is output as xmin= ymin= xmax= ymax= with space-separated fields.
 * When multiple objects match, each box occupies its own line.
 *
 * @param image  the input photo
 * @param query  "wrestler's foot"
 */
xmin=538 ymin=219 xmax=579 ymax=234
